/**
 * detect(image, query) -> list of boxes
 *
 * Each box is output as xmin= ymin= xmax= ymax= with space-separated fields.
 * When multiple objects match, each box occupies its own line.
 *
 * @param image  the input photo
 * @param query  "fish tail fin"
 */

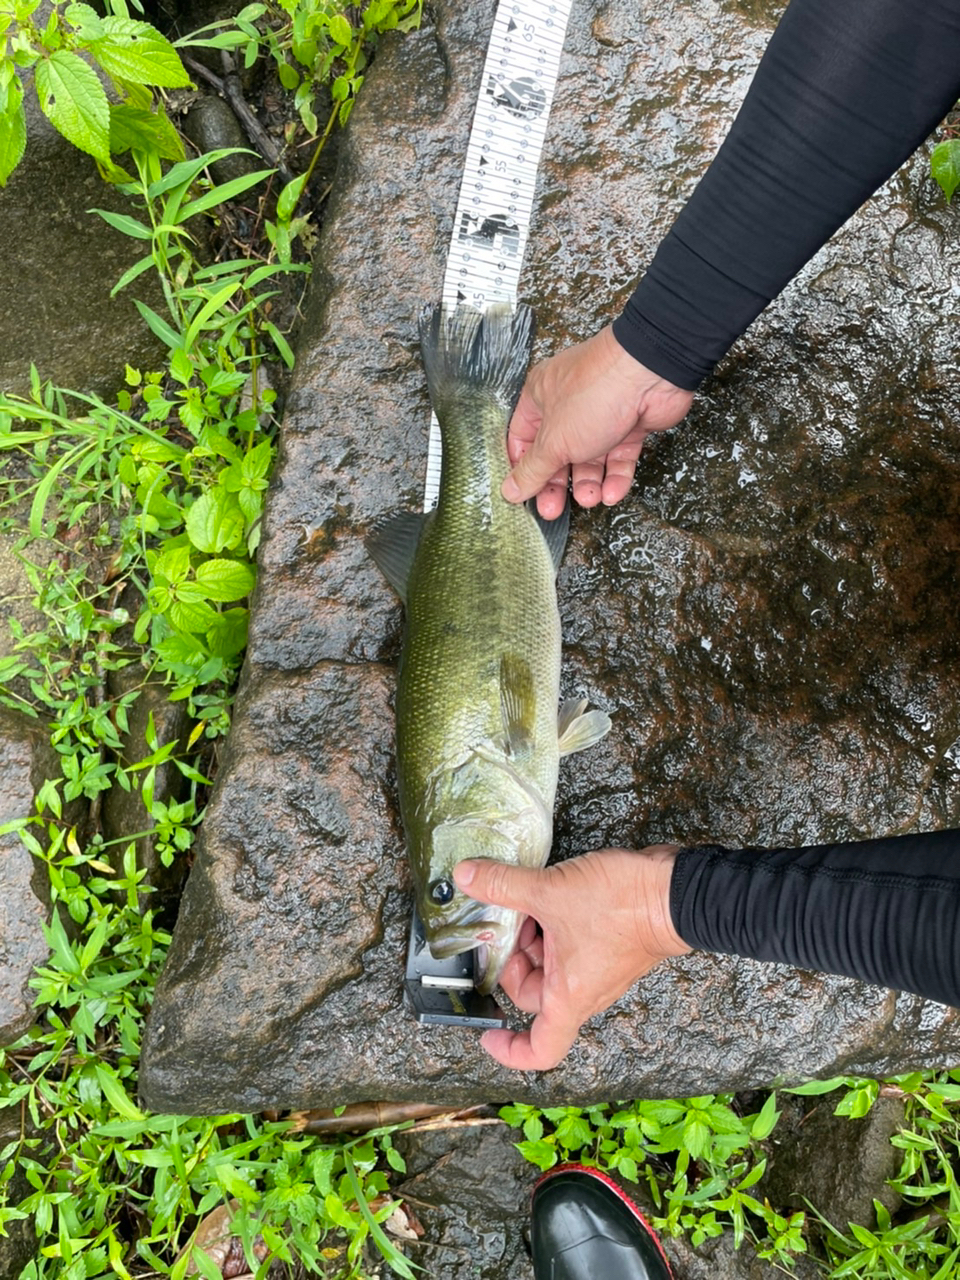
xmin=418 ymin=302 xmax=535 ymax=409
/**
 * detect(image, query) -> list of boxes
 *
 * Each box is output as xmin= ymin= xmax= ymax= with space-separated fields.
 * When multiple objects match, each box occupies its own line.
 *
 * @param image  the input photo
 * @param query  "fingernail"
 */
xmin=501 ymin=475 xmax=522 ymax=503
xmin=453 ymin=861 xmax=475 ymax=889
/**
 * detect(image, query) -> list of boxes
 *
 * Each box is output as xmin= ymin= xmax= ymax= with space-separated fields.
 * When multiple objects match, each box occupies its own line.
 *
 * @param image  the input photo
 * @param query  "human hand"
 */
xmin=453 ymin=846 xmax=690 ymax=1071
xmin=503 ymin=325 xmax=695 ymax=519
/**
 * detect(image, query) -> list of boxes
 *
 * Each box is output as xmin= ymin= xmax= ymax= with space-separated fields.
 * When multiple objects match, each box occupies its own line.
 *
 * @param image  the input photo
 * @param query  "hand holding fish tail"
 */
xmin=501 ymin=326 xmax=694 ymax=519
xmin=453 ymin=846 xmax=691 ymax=1071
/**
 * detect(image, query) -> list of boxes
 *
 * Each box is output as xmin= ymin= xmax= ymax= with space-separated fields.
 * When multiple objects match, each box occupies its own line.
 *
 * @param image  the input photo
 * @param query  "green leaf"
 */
xmin=88 ymin=206 xmax=153 ymax=239
xmin=328 ymin=12 xmax=353 ymax=45
xmin=783 ymin=1077 xmax=850 ymax=1096
xmin=195 ymin=558 xmax=255 ymax=602
xmin=169 ymin=596 xmax=218 ymax=633
xmin=95 ymin=1062 xmax=144 ymax=1121
xmin=65 ymin=3 xmax=104 ymax=39
xmin=206 ymin=607 xmax=248 ymax=657
xmin=185 ymin=488 xmax=244 ymax=553
xmin=90 ymin=18 xmax=189 ymax=87
xmin=750 ymin=1092 xmax=781 ymax=1140
xmin=179 ymin=167 xmax=274 ymax=220
xmin=184 ymin=280 xmax=241 ymax=349
xmin=932 ymin=138 xmax=960 ymax=202
xmin=134 ymin=299 xmax=182 ymax=349
xmin=35 ymin=50 xmax=110 ymax=163
xmin=0 ymin=98 xmax=26 ymax=186
xmin=277 ymin=171 xmax=308 ymax=221
xmin=109 ymin=102 xmax=185 ymax=161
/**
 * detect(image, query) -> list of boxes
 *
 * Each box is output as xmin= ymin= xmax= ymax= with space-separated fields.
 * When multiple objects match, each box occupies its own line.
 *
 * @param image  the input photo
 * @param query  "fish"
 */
xmin=367 ymin=302 xmax=611 ymax=994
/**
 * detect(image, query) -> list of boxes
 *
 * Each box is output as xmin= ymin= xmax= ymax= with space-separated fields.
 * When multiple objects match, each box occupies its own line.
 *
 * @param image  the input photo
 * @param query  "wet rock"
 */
xmin=0 ymin=707 xmax=55 ymax=1046
xmin=393 ymin=1123 xmax=537 ymax=1280
xmin=142 ymin=0 xmax=960 ymax=1112
xmin=762 ymin=1094 xmax=905 ymax=1230
xmin=0 ymin=67 xmax=163 ymax=397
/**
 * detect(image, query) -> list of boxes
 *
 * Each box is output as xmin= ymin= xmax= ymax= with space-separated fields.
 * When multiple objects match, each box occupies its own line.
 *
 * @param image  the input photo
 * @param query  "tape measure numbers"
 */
xmin=423 ymin=0 xmax=574 ymax=510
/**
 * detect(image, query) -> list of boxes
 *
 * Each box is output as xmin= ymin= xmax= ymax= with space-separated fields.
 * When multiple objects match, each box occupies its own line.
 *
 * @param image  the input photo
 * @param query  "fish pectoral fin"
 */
xmin=499 ymin=653 xmax=536 ymax=757
xmin=557 ymin=699 xmax=612 ymax=756
xmin=365 ymin=509 xmax=431 ymax=604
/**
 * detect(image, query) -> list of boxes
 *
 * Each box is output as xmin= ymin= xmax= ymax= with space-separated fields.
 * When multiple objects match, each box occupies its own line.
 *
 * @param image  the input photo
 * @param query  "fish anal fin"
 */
xmin=499 ymin=653 xmax=536 ymax=757
xmin=558 ymin=699 xmax=612 ymax=756
xmin=365 ymin=510 xmax=430 ymax=604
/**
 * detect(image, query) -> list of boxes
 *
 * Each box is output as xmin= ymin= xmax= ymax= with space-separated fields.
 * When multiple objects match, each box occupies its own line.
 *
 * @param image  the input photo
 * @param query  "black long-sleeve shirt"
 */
xmin=614 ymin=0 xmax=960 ymax=1004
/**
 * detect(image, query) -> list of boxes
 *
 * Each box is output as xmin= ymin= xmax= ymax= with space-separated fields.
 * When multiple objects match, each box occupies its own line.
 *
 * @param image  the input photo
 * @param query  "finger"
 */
xmin=501 ymin=438 xmax=567 ymax=505
xmin=535 ymin=475 xmax=570 ymax=520
xmin=506 ymin=385 xmax=541 ymax=462
xmin=498 ymin=953 xmax=544 ymax=1013
xmin=600 ymin=441 xmax=644 ymax=505
xmin=517 ymin=914 xmax=540 ymax=950
xmin=454 ymin=858 xmax=547 ymax=912
xmin=480 ymin=1005 xmax=580 ymax=1071
xmin=570 ymin=459 xmax=605 ymax=508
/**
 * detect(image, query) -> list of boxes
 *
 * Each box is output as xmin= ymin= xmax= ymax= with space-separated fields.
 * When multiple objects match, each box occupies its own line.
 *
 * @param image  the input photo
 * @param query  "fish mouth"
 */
xmin=428 ymin=917 xmax=510 ymax=959
xmin=426 ymin=909 xmax=525 ymax=994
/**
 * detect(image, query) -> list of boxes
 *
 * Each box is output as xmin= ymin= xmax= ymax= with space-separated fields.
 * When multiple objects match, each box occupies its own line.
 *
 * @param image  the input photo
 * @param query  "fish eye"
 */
xmin=429 ymin=878 xmax=455 ymax=905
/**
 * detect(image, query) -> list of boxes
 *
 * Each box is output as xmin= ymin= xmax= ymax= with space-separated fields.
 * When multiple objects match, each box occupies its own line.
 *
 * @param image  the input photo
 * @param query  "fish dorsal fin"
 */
xmin=558 ymin=698 xmax=612 ymax=756
xmin=365 ymin=510 xmax=430 ymax=604
xmin=532 ymin=498 xmax=570 ymax=576
xmin=499 ymin=653 xmax=536 ymax=757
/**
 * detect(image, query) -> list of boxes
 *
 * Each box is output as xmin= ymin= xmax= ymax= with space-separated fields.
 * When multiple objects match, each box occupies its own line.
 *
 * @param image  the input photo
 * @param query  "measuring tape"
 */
xmin=423 ymin=0 xmax=574 ymax=510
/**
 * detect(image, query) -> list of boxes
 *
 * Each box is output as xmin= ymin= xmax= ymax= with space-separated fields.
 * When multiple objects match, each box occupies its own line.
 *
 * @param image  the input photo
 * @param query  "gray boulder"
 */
xmin=141 ymin=0 xmax=960 ymax=1113
xmin=0 ymin=707 xmax=55 ymax=1047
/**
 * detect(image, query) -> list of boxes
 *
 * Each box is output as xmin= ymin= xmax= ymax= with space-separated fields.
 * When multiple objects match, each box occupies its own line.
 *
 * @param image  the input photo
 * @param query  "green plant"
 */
xmin=0 ymin=147 xmax=309 ymax=722
xmin=805 ymin=1072 xmax=960 ymax=1279
xmin=0 ymin=837 xmax=416 ymax=1278
xmin=0 ymin=0 xmax=189 ymax=185
xmin=500 ymin=1093 xmax=801 ymax=1263
xmin=0 ymin=134 xmax=420 ymax=1273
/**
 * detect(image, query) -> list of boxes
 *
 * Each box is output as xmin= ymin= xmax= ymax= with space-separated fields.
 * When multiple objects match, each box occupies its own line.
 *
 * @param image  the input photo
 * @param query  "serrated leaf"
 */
xmin=65 ymin=3 xmax=104 ymax=39
xmin=195 ymin=558 xmax=255 ymax=601
xmin=90 ymin=18 xmax=189 ymax=87
xmin=35 ymin=50 xmax=110 ymax=163
xmin=185 ymin=489 xmax=244 ymax=553
xmin=0 ymin=98 xmax=26 ymax=186
xmin=169 ymin=596 xmax=218 ymax=633
xmin=328 ymin=12 xmax=352 ymax=45
xmin=206 ymin=607 xmax=248 ymax=657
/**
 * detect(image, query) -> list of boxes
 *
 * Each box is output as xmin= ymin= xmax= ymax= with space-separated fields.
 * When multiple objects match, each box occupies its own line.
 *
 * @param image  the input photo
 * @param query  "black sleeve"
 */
xmin=611 ymin=0 xmax=960 ymax=390
xmin=670 ymin=831 xmax=960 ymax=1006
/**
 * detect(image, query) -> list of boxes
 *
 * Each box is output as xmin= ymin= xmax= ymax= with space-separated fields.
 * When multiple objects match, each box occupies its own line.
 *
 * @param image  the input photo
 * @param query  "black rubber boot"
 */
xmin=531 ymin=1164 xmax=674 ymax=1280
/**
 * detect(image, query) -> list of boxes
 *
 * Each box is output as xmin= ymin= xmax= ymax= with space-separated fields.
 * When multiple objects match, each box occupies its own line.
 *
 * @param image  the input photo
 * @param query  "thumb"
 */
xmin=501 ymin=436 xmax=563 ymax=504
xmin=454 ymin=858 xmax=545 ymax=911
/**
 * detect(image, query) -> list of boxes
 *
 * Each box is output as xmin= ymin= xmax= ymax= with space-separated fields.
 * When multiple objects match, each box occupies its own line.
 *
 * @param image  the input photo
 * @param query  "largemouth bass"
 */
xmin=368 ymin=303 xmax=611 ymax=994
